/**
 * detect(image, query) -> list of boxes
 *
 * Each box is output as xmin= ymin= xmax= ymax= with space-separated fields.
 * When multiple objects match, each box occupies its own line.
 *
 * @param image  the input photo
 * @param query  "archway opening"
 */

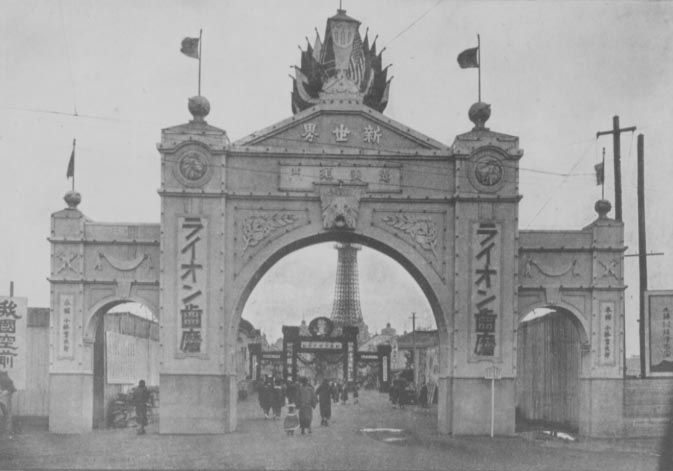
xmin=516 ymin=307 xmax=586 ymax=433
xmin=239 ymin=240 xmax=440 ymax=426
xmin=91 ymin=301 xmax=159 ymax=429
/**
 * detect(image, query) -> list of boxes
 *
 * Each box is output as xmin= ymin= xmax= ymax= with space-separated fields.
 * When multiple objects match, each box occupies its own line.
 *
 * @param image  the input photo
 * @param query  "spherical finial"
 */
xmin=64 ymin=191 xmax=81 ymax=209
xmin=188 ymin=95 xmax=210 ymax=122
xmin=595 ymin=199 xmax=612 ymax=219
xmin=469 ymin=102 xmax=491 ymax=130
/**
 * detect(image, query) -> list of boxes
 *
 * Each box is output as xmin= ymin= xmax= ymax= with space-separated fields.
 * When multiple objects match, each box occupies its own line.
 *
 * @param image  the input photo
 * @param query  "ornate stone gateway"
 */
xmin=47 ymin=8 xmax=625 ymax=437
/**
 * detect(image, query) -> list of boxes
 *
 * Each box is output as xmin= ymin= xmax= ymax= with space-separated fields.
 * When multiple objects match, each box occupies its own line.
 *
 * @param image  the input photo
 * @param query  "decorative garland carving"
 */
xmin=95 ymin=252 xmax=149 ymax=272
xmin=381 ymin=215 xmax=438 ymax=258
xmin=242 ymin=213 xmax=298 ymax=251
xmin=522 ymin=256 xmax=580 ymax=278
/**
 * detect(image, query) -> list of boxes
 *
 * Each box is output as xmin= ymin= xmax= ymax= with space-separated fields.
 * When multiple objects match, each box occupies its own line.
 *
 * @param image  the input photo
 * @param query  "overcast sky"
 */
xmin=1 ymin=1 xmax=672 ymax=351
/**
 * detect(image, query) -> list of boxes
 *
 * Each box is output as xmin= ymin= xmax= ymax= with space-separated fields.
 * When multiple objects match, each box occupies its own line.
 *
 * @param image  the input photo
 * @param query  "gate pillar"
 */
xmin=447 ymin=105 xmax=523 ymax=435
xmin=157 ymin=97 xmax=233 ymax=433
xmin=48 ymin=196 xmax=93 ymax=433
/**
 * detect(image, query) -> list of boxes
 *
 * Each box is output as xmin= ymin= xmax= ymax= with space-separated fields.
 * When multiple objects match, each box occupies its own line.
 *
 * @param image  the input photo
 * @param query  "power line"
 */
xmin=57 ymin=0 xmax=78 ymax=116
xmin=384 ymin=0 xmax=447 ymax=47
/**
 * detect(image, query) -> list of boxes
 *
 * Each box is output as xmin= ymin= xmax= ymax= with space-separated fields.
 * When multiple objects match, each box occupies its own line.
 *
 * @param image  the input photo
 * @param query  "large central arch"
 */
xmin=152 ymin=92 xmax=523 ymax=435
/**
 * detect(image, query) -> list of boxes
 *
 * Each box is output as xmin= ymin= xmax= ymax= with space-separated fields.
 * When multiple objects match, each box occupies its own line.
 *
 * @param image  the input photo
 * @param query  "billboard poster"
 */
xmin=0 ymin=296 xmax=27 ymax=389
xmin=645 ymin=290 xmax=673 ymax=376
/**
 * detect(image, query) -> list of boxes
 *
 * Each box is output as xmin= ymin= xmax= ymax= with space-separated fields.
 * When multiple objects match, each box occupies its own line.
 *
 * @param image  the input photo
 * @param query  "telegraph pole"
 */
xmin=411 ymin=312 xmax=417 ymax=385
xmin=637 ymin=134 xmax=647 ymax=378
xmin=596 ymin=116 xmax=636 ymax=221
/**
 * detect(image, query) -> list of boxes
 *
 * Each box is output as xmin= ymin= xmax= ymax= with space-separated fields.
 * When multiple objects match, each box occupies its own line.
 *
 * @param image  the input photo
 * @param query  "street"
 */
xmin=0 ymin=390 xmax=661 ymax=470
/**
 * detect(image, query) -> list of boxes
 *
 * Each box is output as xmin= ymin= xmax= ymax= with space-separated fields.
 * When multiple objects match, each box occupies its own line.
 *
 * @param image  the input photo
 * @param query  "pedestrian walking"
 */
xmin=398 ymin=379 xmax=408 ymax=409
xmin=390 ymin=380 xmax=399 ymax=408
xmin=283 ymin=404 xmax=299 ymax=436
xmin=286 ymin=380 xmax=298 ymax=405
xmin=271 ymin=378 xmax=286 ymax=420
xmin=330 ymin=381 xmax=338 ymax=404
xmin=133 ymin=379 xmax=150 ymax=435
xmin=419 ymin=382 xmax=429 ymax=408
xmin=316 ymin=379 xmax=332 ymax=426
xmin=0 ymin=371 xmax=16 ymax=435
xmin=340 ymin=383 xmax=349 ymax=405
xmin=352 ymin=383 xmax=359 ymax=405
xmin=258 ymin=377 xmax=272 ymax=419
xmin=296 ymin=377 xmax=317 ymax=434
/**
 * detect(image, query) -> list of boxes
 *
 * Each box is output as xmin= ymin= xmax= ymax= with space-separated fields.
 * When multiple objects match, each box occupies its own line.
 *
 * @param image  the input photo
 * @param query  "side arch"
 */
xmin=83 ymin=293 xmax=159 ymax=343
xmin=517 ymin=299 xmax=590 ymax=346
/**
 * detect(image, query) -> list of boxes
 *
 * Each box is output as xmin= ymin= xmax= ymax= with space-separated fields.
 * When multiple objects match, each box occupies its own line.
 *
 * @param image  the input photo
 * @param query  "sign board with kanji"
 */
xmin=645 ymin=290 xmax=673 ymax=377
xmin=0 ymin=296 xmax=27 ymax=389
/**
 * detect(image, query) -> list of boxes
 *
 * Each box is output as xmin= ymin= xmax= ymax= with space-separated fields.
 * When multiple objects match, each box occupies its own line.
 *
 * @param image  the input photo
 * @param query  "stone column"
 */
xmin=157 ymin=96 xmax=233 ymax=433
xmin=49 ymin=192 xmax=93 ymax=433
xmin=447 ymin=103 xmax=523 ymax=435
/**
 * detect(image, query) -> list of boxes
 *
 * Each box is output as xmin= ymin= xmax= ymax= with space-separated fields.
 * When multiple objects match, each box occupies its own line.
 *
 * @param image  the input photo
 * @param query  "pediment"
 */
xmin=234 ymin=103 xmax=449 ymax=153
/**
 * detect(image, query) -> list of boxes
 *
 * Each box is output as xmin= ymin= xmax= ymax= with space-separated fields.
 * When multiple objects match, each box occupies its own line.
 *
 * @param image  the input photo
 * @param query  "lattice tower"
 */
xmin=330 ymin=243 xmax=366 ymax=335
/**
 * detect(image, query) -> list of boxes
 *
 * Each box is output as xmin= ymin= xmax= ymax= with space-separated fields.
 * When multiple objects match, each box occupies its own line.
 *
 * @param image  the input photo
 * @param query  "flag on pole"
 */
xmin=66 ymin=139 xmax=75 ymax=179
xmin=457 ymin=46 xmax=479 ymax=68
xmin=181 ymin=37 xmax=200 ymax=59
xmin=594 ymin=162 xmax=605 ymax=186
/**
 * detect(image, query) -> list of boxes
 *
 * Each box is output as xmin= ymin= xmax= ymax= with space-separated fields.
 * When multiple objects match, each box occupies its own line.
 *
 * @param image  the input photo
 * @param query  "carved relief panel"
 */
xmin=372 ymin=209 xmax=446 ymax=279
xmin=233 ymin=207 xmax=310 ymax=269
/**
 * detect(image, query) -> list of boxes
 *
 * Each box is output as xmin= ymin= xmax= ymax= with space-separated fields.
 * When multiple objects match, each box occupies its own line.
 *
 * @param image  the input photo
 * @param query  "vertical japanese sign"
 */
xmin=0 ymin=297 xmax=26 ymax=389
xmin=58 ymin=294 xmax=75 ymax=360
xmin=646 ymin=291 xmax=673 ymax=375
xmin=382 ymin=354 xmax=388 ymax=382
xmin=471 ymin=222 xmax=501 ymax=357
xmin=346 ymin=342 xmax=355 ymax=382
xmin=284 ymin=342 xmax=294 ymax=382
xmin=178 ymin=217 xmax=207 ymax=356
xmin=599 ymin=302 xmax=616 ymax=365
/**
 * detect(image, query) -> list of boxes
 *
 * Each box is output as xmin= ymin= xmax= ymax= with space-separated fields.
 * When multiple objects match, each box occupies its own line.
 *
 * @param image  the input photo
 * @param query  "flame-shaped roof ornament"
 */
xmin=291 ymin=9 xmax=392 ymax=114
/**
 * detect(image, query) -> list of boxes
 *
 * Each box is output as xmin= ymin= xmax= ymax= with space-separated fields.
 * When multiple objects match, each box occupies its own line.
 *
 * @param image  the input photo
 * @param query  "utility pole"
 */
xmin=637 ymin=134 xmax=647 ymax=378
xmin=596 ymin=115 xmax=636 ymax=221
xmin=411 ymin=312 xmax=417 ymax=385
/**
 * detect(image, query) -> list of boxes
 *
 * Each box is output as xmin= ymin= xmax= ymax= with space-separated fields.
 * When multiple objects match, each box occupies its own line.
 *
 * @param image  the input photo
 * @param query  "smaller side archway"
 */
xmin=87 ymin=300 xmax=160 ymax=429
xmin=516 ymin=304 xmax=589 ymax=433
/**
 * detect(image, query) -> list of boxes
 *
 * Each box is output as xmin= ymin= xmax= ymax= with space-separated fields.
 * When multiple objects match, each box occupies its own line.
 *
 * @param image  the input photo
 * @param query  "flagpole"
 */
xmin=72 ymin=138 xmax=76 ymax=192
xmin=198 ymin=29 xmax=203 ymax=96
xmin=477 ymin=34 xmax=481 ymax=102
xmin=601 ymin=147 xmax=606 ymax=200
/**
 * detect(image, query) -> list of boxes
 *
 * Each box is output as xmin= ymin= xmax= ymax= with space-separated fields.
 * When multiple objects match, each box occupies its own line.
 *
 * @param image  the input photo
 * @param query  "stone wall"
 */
xmin=623 ymin=378 xmax=673 ymax=437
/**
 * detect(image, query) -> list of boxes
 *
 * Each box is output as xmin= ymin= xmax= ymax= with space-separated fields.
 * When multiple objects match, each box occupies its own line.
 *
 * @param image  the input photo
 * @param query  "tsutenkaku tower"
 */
xmin=330 ymin=243 xmax=369 ymax=341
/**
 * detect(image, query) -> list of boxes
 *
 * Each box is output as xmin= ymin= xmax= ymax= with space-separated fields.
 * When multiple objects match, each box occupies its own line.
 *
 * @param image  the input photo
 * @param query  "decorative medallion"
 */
xmin=242 ymin=213 xmax=299 ymax=251
xmin=468 ymin=149 xmax=505 ymax=193
xmin=174 ymin=149 xmax=213 ymax=187
xmin=308 ymin=317 xmax=334 ymax=338
xmin=381 ymin=215 xmax=439 ymax=258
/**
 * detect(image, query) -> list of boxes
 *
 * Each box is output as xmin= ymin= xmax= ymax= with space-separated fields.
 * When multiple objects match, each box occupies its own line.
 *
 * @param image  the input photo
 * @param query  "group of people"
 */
xmin=257 ymin=375 xmax=360 ymax=436
xmin=389 ymin=378 xmax=431 ymax=409
xmin=257 ymin=377 xmax=288 ymax=420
